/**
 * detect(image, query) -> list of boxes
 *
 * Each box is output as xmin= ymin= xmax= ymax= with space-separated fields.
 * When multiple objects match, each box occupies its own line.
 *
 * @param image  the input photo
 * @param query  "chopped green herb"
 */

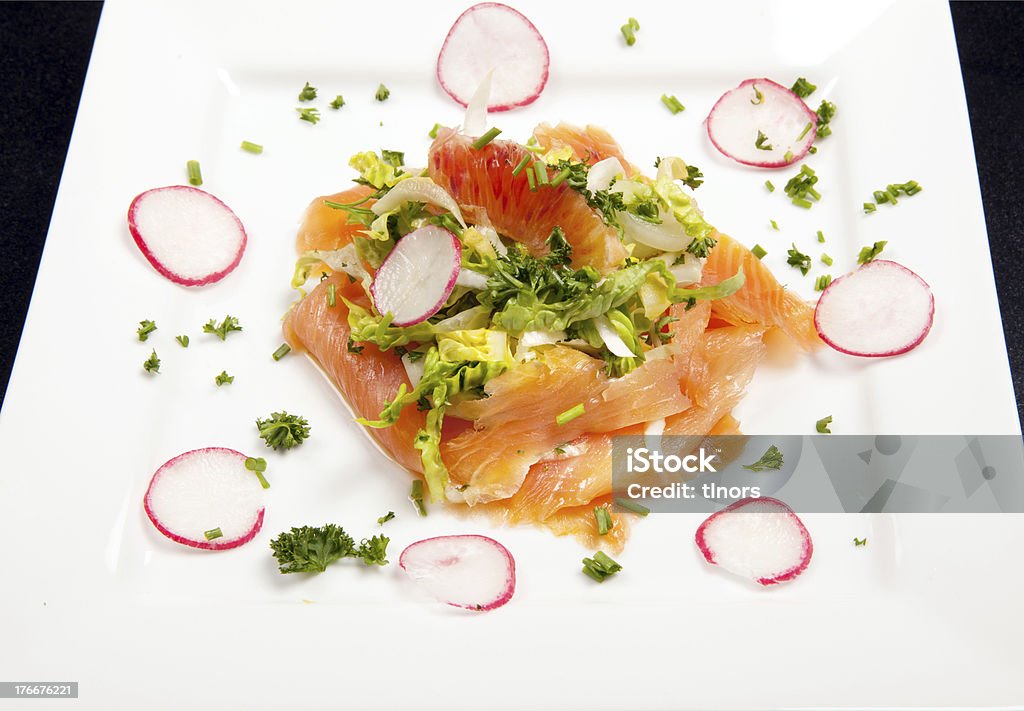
xmin=409 ymin=479 xmax=427 ymax=516
xmin=783 ymin=150 xmax=794 ymax=163
xmin=765 ymin=180 xmax=775 ymax=193
xmin=512 ymin=154 xmax=531 ymax=177
xmin=808 ymin=146 xmax=818 ymax=154
xmin=240 ymin=140 xmax=263 ymax=154
xmin=471 ymin=127 xmax=502 ymax=150
xmin=857 ymin=240 xmax=887 ymax=264
xmin=204 ymin=528 xmax=223 ymax=541
xmin=867 ymin=181 xmax=922 ymax=209
xmin=770 ymin=219 xmax=779 ymax=231
xmin=751 ymin=244 xmax=767 ymax=260
xmin=377 ymin=511 xmax=395 ymax=526
xmin=784 ymin=164 xmax=821 ymax=207
xmin=296 ymin=107 xmax=320 ymax=124
xmin=175 ymin=335 xmax=189 ymax=348
xmin=681 ymin=164 xmax=704 ymax=190
xmin=357 ymin=535 xmax=390 ymax=566
xmin=863 ymin=202 xmax=877 ymax=214
xmin=244 ymin=457 xmax=270 ymax=489
xmin=792 ymin=197 xmax=812 ymax=209
xmin=137 ymin=319 xmax=157 ymax=342
xmin=374 ymin=83 xmax=390 ymax=102
xmin=620 ymin=17 xmax=640 ymax=45
xmin=817 ymin=230 xmax=825 ymax=243
xmin=327 ymin=283 xmax=336 ymax=307
xmin=214 ymin=370 xmax=234 ymax=387
xmin=143 ymin=350 xmax=160 ymax=374
xmin=526 ymin=166 xmax=537 ymax=191
xmin=347 ymin=338 xmax=364 ymax=355
xmin=797 ymin=122 xmax=813 ymax=141
xmin=298 ymin=82 xmax=317 ymax=101
xmin=814 ymin=274 xmax=832 ymax=291
xmin=270 ymin=524 xmax=389 ymax=573
xmin=750 ymin=84 xmax=764 ymax=105
xmin=594 ymin=505 xmax=614 ymax=535
xmin=614 ymin=497 xmax=650 ymax=516
xmin=428 ymin=122 xmax=442 ymax=139
xmin=549 ymin=166 xmax=572 ymax=188
xmin=582 ymin=551 xmax=622 ymax=582
xmin=815 ymin=100 xmax=836 ymax=138
xmin=661 ymin=94 xmax=685 ymax=114
xmin=743 ymin=444 xmax=784 ymax=472
xmin=272 ymin=343 xmax=291 ymax=361
xmin=256 ymin=411 xmax=310 ymax=451
xmin=790 ymin=77 xmax=817 ymax=98
xmin=556 ymin=403 xmax=585 ymax=426
xmin=329 ymin=95 xmax=345 ymax=110
xmin=186 ymin=160 xmax=202 ymax=186
xmin=786 ymin=243 xmax=811 ymax=275
xmin=533 ymin=161 xmax=549 ymax=187
xmin=816 ymin=415 xmax=833 ymax=434
xmin=821 ymin=253 xmax=833 ymax=266
xmin=203 ymin=315 xmax=242 ymax=341
xmin=854 ymin=537 xmax=868 ymax=547
xmin=755 ymin=129 xmax=773 ymax=151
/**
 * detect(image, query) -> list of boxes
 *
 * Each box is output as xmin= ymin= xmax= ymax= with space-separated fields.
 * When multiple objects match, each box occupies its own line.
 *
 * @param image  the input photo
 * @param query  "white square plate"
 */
xmin=1 ymin=1 xmax=1021 ymax=708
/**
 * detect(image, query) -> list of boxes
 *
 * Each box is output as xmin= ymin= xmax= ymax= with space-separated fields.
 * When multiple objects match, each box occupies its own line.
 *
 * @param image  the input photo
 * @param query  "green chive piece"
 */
xmin=186 ymin=160 xmax=202 ymax=186
xmin=175 ymin=335 xmax=189 ymax=348
xmin=204 ymin=527 xmax=223 ymax=541
xmin=556 ymin=403 xmax=585 ymax=426
xmin=797 ymin=122 xmax=813 ymax=141
xmin=428 ymin=122 xmax=442 ymax=139
xmin=137 ymin=319 xmax=157 ymax=342
xmin=755 ymin=130 xmax=773 ymax=151
xmin=661 ymin=94 xmax=685 ymax=114
xmin=814 ymin=274 xmax=832 ymax=292
xmin=329 ymin=95 xmax=345 ymax=110
xmin=240 ymin=141 xmax=263 ymax=154
xmin=792 ymin=197 xmax=813 ymax=209
xmin=245 ymin=457 xmax=270 ymax=489
xmin=409 ymin=480 xmax=427 ymax=517
xmin=377 ymin=511 xmax=395 ymax=526
xmin=790 ymin=77 xmax=817 ymax=98
xmin=296 ymin=107 xmax=320 ymax=124
xmin=857 ymin=240 xmax=887 ymax=264
xmin=770 ymin=219 xmax=779 ymax=231
xmin=594 ymin=505 xmax=613 ymax=535
xmin=327 ymin=283 xmax=336 ymax=307
xmin=550 ymin=167 xmax=572 ymax=187
xmin=526 ymin=166 xmax=537 ymax=191
xmin=533 ymin=162 xmax=549 ymax=186
xmin=783 ymin=150 xmax=794 ymax=162
xmin=214 ymin=370 xmax=234 ymax=387
xmin=512 ymin=154 xmax=531 ymax=178
xmin=750 ymin=84 xmax=764 ymax=105
xmin=620 ymin=18 xmax=639 ymax=46
xmin=821 ymin=253 xmax=833 ymax=266
xmin=765 ymin=180 xmax=775 ymax=193
xmin=374 ymin=84 xmax=390 ymax=102
xmin=816 ymin=415 xmax=833 ymax=434
xmin=854 ymin=537 xmax=868 ymax=547
xmin=808 ymin=146 xmax=818 ymax=154
xmin=614 ymin=498 xmax=650 ymax=516
xmin=272 ymin=343 xmax=291 ymax=361
xmin=863 ymin=202 xmax=877 ymax=213
xmin=471 ymin=127 xmax=502 ymax=150
xmin=817 ymin=230 xmax=825 ymax=243
xmin=298 ymin=82 xmax=317 ymax=101
xmin=582 ymin=551 xmax=622 ymax=582
xmin=751 ymin=244 xmax=767 ymax=260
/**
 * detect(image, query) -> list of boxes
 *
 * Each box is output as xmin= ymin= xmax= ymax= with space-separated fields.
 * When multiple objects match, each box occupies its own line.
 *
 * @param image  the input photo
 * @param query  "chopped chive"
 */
xmin=272 ymin=343 xmax=291 ymax=361
xmin=471 ymin=127 xmax=502 ymax=150
xmin=816 ymin=415 xmax=833 ymax=434
xmin=620 ymin=17 xmax=639 ymax=45
xmin=204 ymin=527 xmax=223 ymax=541
xmin=522 ymin=143 xmax=545 ymax=153
xmin=550 ymin=167 xmax=572 ymax=187
xmin=783 ymin=150 xmax=794 ymax=162
xmin=751 ymin=244 xmax=767 ymax=260
xmin=750 ymin=84 xmax=764 ymax=105
xmin=808 ymin=146 xmax=818 ymax=154
xmin=240 ymin=140 xmax=263 ymax=155
xmin=512 ymin=154 xmax=531 ymax=178
xmin=409 ymin=479 xmax=427 ymax=516
xmin=137 ymin=319 xmax=157 ymax=342
xmin=526 ymin=166 xmax=537 ymax=191
xmin=770 ymin=219 xmax=779 ymax=231
xmin=792 ymin=197 xmax=813 ymax=209
xmin=186 ymin=160 xmax=202 ymax=186
xmin=245 ymin=457 xmax=270 ymax=489
xmin=854 ymin=537 xmax=868 ymax=547
xmin=327 ymin=283 xmax=336 ymax=307
xmin=582 ymin=551 xmax=622 ymax=582
xmin=533 ymin=162 xmax=549 ymax=186
xmin=296 ymin=107 xmax=320 ymax=124
xmin=377 ymin=511 xmax=395 ymax=526
xmin=298 ymin=81 xmax=317 ymax=101
xmin=755 ymin=130 xmax=773 ymax=151
xmin=214 ymin=370 xmax=234 ymax=386
xmin=821 ymin=253 xmax=833 ymax=266
xmin=556 ymin=403 xmax=585 ymax=425
xmin=790 ymin=77 xmax=817 ymax=98
xmin=814 ymin=274 xmax=832 ymax=291
xmin=374 ymin=83 xmax=390 ymax=102
xmin=797 ymin=122 xmax=813 ymax=141
xmin=428 ymin=122 xmax=442 ymax=139
xmin=857 ymin=240 xmax=887 ymax=264
xmin=661 ymin=94 xmax=685 ymax=114
xmin=175 ymin=335 xmax=189 ymax=348
xmin=614 ymin=497 xmax=650 ymax=516
xmin=329 ymin=95 xmax=345 ymax=110
xmin=863 ymin=202 xmax=877 ymax=213
xmin=765 ymin=180 xmax=775 ymax=192
xmin=594 ymin=505 xmax=614 ymax=535
xmin=817 ymin=230 xmax=825 ymax=243
xmin=143 ymin=350 xmax=160 ymax=374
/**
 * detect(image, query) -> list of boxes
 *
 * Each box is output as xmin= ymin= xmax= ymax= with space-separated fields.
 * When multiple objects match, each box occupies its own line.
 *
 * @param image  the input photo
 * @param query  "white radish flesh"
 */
xmin=128 ymin=186 xmax=247 ymax=286
xmin=436 ymin=3 xmax=549 ymax=112
xmin=144 ymin=447 xmax=265 ymax=550
xmin=814 ymin=259 xmax=934 ymax=357
xmin=370 ymin=225 xmax=461 ymax=327
xmin=399 ymin=535 xmax=516 ymax=610
xmin=706 ymin=78 xmax=817 ymax=168
xmin=695 ymin=497 xmax=812 ymax=586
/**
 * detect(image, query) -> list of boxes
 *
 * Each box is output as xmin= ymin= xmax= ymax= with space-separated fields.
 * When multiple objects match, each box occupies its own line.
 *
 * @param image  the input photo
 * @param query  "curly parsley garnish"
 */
xmin=137 ymin=320 xmax=157 ymax=342
xmin=256 ymin=411 xmax=310 ymax=451
xmin=269 ymin=524 xmax=390 ymax=574
xmin=203 ymin=315 xmax=242 ymax=341
xmin=743 ymin=445 xmax=784 ymax=471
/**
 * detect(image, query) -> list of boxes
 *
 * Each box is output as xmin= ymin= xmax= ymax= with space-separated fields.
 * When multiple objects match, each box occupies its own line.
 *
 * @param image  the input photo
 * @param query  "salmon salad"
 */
xmin=284 ymin=121 xmax=821 ymax=549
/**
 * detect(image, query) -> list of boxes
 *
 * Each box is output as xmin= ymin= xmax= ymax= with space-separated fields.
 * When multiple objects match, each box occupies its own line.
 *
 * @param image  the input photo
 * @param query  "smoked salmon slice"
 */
xmin=428 ymin=128 xmax=626 ymax=272
xmin=296 ymin=185 xmax=376 ymax=254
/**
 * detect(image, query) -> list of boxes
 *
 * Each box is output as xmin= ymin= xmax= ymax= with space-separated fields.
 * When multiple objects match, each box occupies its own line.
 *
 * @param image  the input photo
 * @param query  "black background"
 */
xmin=0 ymin=2 xmax=1020 ymax=423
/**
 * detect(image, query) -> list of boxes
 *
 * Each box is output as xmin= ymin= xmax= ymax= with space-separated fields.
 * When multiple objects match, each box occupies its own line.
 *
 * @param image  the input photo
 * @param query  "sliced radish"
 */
xmin=695 ymin=497 xmax=812 ymax=586
xmin=370 ymin=225 xmax=461 ymax=327
xmin=144 ymin=447 xmax=266 ymax=551
xmin=706 ymin=79 xmax=817 ymax=168
xmin=399 ymin=535 xmax=516 ymax=610
xmin=436 ymin=3 xmax=549 ymax=112
xmin=128 ymin=186 xmax=247 ymax=286
xmin=814 ymin=259 xmax=934 ymax=357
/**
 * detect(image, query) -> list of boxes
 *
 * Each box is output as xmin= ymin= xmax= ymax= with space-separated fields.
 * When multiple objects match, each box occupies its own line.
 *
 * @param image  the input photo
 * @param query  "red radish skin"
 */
xmin=128 ymin=186 xmax=247 ymax=286
xmin=814 ymin=260 xmax=934 ymax=357
xmin=144 ymin=447 xmax=265 ymax=551
xmin=436 ymin=3 xmax=549 ymax=112
xmin=399 ymin=534 xmax=516 ymax=611
xmin=706 ymin=78 xmax=818 ymax=168
xmin=695 ymin=497 xmax=813 ymax=586
xmin=370 ymin=225 xmax=462 ymax=327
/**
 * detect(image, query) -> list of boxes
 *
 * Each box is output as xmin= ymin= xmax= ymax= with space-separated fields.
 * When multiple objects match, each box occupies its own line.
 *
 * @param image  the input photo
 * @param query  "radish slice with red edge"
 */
xmin=437 ymin=3 xmax=549 ymax=112
xmin=706 ymin=78 xmax=817 ymax=168
xmin=695 ymin=497 xmax=812 ymax=586
xmin=814 ymin=259 xmax=934 ymax=357
xmin=128 ymin=186 xmax=247 ymax=286
xmin=370 ymin=225 xmax=461 ymax=327
xmin=400 ymin=535 xmax=516 ymax=610
xmin=144 ymin=447 xmax=266 ymax=550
